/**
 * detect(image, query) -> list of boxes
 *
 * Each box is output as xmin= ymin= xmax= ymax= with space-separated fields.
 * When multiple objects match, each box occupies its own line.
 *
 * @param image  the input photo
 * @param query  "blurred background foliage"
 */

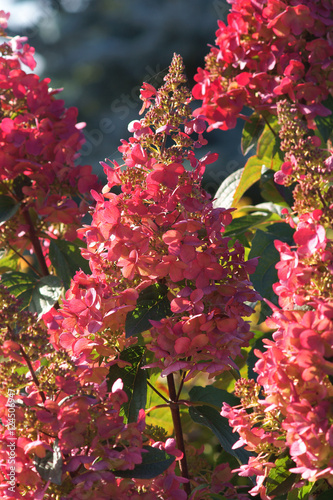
xmin=4 ymin=0 xmax=249 ymax=196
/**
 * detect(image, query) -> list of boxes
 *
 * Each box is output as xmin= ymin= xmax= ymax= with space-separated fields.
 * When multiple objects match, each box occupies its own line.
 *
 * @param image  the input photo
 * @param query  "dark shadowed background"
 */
xmin=4 ymin=0 xmax=248 ymax=196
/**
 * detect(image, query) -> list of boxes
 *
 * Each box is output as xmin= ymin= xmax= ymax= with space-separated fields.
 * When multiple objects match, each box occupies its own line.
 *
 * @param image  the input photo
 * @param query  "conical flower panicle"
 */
xmin=47 ymin=53 xmax=260 ymax=380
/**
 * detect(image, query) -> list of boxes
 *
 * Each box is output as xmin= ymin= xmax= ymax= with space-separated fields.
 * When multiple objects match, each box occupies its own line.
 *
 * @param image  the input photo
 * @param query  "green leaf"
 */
xmin=241 ymin=112 xmax=266 ymax=156
xmin=257 ymin=116 xmax=284 ymax=170
xmin=213 ymin=168 xmax=244 ymax=209
xmin=248 ymin=223 xmax=295 ymax=322
xmin=189 ymin=385 xmax=252 ymax=465
xmin=34 ymin=438 xmax=62 ymax=485
xmin=232 ymin=157 xmax=262 ymax=206
xmin=125 ymin=283 xmax=171 ymax=338
xmin=107 ymin=346 xmax=147 ymax=423
xmin=254 ymin=202 xmax=285 ymax=217
xmin=315 ymin=94 xmax=333 ymax=143
xmin=145 ymin=368 xmax=174 ymax=434
xmin=1 ymin=271 xmax=61 ymax=315
xmin=260 ymin=168 xmax=293 ymax=206
xmin=247 ymin=330 xmax=273 ymax=380
xmin=29 ymin=275 xmax=62 ymax=318
xmin=233 ymin=116 xmax=283 ymax=206
xmin=49 ymin=239 xmax=90 ymax=290
xmin=294 ymin=482 xmax=315 ymax=500
xmin=223 ymin=213 xmax=269 ymax=236
xmin=0 ymin=195 xmax=20 ymax=225
xmin=114 ymin=445 xmax=174 ymax=479
xmin=266 ymin=456 xmax=298 ymax=497
xmin=222 ymin=210 xmax=280 ymax=245
xmin=314 ymin=489 xmax=333 ymax=500
xmin=0 ymin=249 xmax=20 ymax=273
xmin=0 ymin=271 xmax=38 ymax=310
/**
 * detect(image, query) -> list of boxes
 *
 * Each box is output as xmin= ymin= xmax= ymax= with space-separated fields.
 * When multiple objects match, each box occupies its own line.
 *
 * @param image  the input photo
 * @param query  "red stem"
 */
xmin=22 ymin=208 xmax=49 ymax=276
xmin=19 ymin=345 xmax=46 ymax=404
xmin=167 ymin=373 xmax=191 ymax=497
xmin=7 ymin=242 xmax=42 ymax=276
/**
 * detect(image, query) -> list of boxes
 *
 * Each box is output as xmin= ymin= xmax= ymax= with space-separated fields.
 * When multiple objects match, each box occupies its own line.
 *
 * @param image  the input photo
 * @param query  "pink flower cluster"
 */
xmin=221 ymin=378 xmax=285 ymax=499
xmin=189 ymin=462 xmax=251 ymax=500
xmin=222 ymin=292 xmax=333 ymax=497
xmin=46 ymin=54 xmax=260 ymax=382
xmin=193 ymin=0 xmax=333 ymax=130
xmin=203 ymin=3 xmax=333 ymax=489
xmin=256 ymin=301 xmax=333 ymax=482
xmin=0 ymin=378 xmax=146 ymax=499
xmin=220 ymin=142 xmax=333 ymax=498
xmin=220 ymin=127 xmax=333 ymax=495
xmin=0 ymin=285 xmax=187 ymax=499
xmin=274 ymin=215 xmax=332 ymax=305
xmin=0 ymin=381 xmax=186 ymax=499
xmin=0 ymin=11 xmax=99 ymax=251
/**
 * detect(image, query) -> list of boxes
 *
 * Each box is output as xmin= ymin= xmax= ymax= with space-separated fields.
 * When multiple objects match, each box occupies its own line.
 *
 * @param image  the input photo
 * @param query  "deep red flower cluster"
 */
xmin=193 ymin=0 xmax=333 ymax=130
xmin=0 ymin=12 xmax=99 ymax=255
xmin=46 ymin=54 xmax=260 ymax=383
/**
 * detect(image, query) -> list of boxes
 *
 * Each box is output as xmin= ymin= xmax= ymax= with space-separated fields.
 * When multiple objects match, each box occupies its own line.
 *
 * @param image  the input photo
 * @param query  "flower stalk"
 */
xmin=167 ymin=373 xmax=191 ymax=496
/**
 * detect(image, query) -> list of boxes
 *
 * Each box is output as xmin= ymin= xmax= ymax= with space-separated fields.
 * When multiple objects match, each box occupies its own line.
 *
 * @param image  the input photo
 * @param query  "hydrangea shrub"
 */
xmin=1 ymin=1 xmax=333 ymax=499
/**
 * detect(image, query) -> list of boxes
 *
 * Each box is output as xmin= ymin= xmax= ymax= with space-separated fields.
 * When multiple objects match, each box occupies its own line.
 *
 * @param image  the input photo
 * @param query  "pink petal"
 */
xmin=174 ymin=337 xmax=191 ymax=354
